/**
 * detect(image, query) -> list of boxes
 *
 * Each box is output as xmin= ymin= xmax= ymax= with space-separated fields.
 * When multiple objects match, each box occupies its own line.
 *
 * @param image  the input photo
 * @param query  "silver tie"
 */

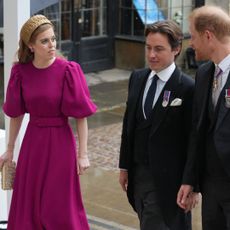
xmin=212 ymin=66 xmax=223 ymax=107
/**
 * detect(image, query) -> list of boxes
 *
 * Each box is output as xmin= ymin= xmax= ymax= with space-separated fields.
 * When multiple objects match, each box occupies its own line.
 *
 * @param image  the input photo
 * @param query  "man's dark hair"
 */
xmin=145 ymin=20 xmax=183 ymax=51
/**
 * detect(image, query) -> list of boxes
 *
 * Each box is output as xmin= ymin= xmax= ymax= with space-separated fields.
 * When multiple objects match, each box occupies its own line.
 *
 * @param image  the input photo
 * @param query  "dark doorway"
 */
xmin=72 ymin=0 xmax=114 ymax=72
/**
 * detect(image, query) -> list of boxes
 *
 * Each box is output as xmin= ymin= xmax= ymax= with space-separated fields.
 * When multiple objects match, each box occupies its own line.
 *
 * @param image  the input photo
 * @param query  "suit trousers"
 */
xmin=202 ymin=177 xmax=230 ymax=230
xmin=133 ymin=165 xmax=191 ymax=230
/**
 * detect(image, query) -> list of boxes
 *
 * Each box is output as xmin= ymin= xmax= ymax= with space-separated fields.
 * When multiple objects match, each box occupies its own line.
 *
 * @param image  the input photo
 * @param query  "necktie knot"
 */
xmin=150 ymin=74 xmax=159 ymax=84
xmin=215 ymin=66 xmax=222 ymax=78
xmin=144 ymin=74 xmax=159 ymax=118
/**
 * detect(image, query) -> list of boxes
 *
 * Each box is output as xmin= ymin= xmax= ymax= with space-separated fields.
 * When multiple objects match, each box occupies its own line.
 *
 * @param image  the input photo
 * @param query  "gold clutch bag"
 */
xmin=1 ymin=161 xmax=16 ymax=190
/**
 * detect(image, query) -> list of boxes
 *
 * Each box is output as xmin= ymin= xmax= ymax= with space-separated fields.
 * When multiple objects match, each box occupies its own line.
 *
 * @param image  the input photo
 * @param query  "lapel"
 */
xmin=196 ymin=63 xmax=215 ymax=130
xmin=215 ymin=71 xmax=230 ymax=131
xmin=128 ymin=68 xmax=150 ymax=120
xmin=149 ymin=67 xmax=182 ymax=136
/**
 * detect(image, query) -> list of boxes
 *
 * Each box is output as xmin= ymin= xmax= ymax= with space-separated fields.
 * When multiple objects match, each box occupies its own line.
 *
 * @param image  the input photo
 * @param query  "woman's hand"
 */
xmin=0 ymin=150 xmax=14 ymax=171
xmin=77 ymin=155 xmax=90 ymax=175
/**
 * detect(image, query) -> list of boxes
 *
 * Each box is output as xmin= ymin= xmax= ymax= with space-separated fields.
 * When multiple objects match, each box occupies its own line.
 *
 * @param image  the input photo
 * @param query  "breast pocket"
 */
xmin=162 ymin=105 xmax=183 ymax=127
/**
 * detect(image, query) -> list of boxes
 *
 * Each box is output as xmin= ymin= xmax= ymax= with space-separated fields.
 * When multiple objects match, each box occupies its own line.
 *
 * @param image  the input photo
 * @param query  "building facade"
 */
xmin=39 ymin=0 xmax=196 ymax=72
xmin=1 ymin=0 xmax=230 ymax=72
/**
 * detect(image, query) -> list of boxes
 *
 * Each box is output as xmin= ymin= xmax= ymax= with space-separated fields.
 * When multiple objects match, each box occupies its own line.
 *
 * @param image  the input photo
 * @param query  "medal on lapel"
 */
xmin=162 ymin=90 xmax=171 ymax=107
xmin=225 ymin=89 xmax=230 ymax=108
xmin=213 ymin=78 xmax=218 ymax=91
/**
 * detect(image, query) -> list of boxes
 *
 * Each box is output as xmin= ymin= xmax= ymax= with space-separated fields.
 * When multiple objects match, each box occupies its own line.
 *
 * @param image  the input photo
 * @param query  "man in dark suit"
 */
xmin=119 ymin=20 xmax=196 ymax=230
xmin=177 ymin=5 xmax=230 ymax=230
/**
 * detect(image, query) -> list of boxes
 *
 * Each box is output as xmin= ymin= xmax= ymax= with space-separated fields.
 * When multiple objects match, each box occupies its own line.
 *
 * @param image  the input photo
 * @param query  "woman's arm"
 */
xmin=75 ymin=117 xmax=90 ymax=174
xmin=0 ymin=115 xmax=24 ymax=169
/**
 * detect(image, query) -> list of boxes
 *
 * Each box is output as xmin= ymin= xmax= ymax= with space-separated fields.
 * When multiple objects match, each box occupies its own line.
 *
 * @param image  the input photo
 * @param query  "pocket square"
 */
xmin=170 ymin=98 xmax=182 ymax=106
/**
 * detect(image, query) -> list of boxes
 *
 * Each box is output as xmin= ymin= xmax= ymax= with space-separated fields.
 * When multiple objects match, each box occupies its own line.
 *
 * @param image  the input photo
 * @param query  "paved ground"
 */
xmin=88 ymin=122 xmax=122 ymax=170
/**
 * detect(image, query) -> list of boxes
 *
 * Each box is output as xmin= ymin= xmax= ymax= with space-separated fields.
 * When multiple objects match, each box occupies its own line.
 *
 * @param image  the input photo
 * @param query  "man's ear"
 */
xmin=204 ymin=30 xmax=213 ymax=41
xmin=173 ymin=46 xmax=181 ymax=56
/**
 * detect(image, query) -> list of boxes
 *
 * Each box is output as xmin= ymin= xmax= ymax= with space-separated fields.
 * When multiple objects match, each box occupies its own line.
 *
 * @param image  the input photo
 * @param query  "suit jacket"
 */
xmin=119 ymin=67 xmax=194 ymax=226
xmin=183 ymin=61 xmax=230 ymax=189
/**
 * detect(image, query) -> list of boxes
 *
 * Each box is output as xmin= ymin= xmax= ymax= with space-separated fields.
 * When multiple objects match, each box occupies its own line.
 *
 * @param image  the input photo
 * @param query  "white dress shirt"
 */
xmin=215 ymin=54 xmax=230 ymax=92
xmin=142 ymin=63 xmax=176 ymax=119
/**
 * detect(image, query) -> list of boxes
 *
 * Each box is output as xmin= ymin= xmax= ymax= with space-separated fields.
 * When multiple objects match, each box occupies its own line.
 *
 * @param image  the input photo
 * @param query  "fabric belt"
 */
xmin=29 ymin=116 xmax=68 ymax=127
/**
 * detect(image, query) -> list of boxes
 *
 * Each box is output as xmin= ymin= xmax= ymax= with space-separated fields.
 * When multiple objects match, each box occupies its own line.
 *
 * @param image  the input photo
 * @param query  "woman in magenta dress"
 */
xmin=0 ymin=15 xmax=96 ymax=229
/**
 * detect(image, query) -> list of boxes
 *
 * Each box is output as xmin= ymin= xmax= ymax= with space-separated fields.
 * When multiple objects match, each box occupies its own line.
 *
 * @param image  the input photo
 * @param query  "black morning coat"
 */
xmin=183 ymin=61 xmax=230 ymax=190
xmin=119 ymin=67 xmax=194 ymax=227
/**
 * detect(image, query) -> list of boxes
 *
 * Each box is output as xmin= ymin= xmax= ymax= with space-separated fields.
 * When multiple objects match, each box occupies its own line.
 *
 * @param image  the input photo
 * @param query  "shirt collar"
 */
xmin=217 ymin=54 xmax=230 ymax=73
xmin=150 ymin=62 xmax=176 ymax=82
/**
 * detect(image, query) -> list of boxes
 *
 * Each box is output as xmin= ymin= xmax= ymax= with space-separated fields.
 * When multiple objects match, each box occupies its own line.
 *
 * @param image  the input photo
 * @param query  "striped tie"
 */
xmin=212 ymin=66 xmax=223 ymax=107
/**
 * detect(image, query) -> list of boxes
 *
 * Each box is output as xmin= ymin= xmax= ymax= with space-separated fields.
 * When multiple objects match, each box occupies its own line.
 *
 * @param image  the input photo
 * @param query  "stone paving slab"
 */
xmin=85 ymin=68 xmax=130 ymax=86
xmin=88 ymin=122 xmax=122 ymax=171
xmin=88 ymin=215 xmax=137 ymax=230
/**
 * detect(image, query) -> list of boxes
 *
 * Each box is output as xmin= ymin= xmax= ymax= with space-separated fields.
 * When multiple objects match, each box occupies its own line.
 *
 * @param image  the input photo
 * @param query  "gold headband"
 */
xmin=20 ymin=14 xmax=53 ymax=45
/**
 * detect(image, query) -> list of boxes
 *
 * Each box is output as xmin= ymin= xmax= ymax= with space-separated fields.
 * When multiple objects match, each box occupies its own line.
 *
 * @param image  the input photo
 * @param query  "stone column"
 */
xmin=0 ymin=0 xmax=30 ymax=221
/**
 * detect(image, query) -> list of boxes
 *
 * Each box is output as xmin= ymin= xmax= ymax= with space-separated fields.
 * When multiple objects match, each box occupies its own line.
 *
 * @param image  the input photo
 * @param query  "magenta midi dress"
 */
xmin=3 ymin=58 xmax=97 ymax=230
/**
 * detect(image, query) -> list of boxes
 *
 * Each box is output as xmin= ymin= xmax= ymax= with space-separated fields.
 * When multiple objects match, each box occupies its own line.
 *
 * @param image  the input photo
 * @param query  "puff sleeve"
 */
xmin=3 ymin=64 xmax=26 ymax=117
xmin=61 ymin=61 xmax=97 ymax=118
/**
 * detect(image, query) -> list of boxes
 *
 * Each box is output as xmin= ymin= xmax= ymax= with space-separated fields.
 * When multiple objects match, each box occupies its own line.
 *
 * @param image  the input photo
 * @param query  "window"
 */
xmin=79 ymin=0 xmax=107 ymax=37
xmin=118 ymin=0 xmax=194 ymax=37
xmin=39 ymin=3 xmax=61 ymax=52
xmin=168 ymin=0 xmax=193 ymax=34
xmin=60 ymin=0 xmax=72 ymax=40
xmin=39 ymin=0 xmax=72 ymax=42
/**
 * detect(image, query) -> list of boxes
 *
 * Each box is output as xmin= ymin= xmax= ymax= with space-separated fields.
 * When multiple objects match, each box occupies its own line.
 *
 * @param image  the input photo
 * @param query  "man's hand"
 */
xmin=119 ymin=170 xmax=128 ymax=192
xmin=184 ymin=192 xmax=200 ymax=212
xmin=177 ymin=184 xmax=193 ymax=210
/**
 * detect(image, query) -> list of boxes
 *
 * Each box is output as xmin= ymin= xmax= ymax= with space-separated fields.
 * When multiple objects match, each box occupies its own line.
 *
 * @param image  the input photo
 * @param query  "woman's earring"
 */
xmin=30 ymin=47 xmax=34 ymax=53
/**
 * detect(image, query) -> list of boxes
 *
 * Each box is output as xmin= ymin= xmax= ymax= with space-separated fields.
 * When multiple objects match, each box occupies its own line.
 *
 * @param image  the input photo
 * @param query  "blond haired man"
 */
xmin=178 ymin=5 xmax=230 ymax=230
